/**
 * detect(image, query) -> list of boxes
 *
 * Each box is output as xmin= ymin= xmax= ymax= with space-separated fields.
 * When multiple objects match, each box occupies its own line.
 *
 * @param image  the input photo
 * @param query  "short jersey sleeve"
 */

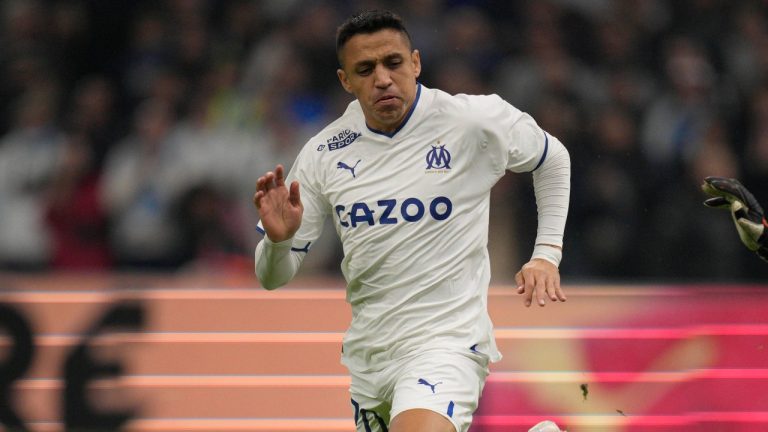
xmin=472 ymin=94 xmax=547 ymax=174
xmin=505 ymin=110 xmax=548 ymax=173
xmin=284 ymin=146 xmax=331 ymax=245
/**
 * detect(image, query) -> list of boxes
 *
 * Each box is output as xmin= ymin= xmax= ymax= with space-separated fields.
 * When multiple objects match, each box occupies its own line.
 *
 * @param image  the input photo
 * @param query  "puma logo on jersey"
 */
xmin=337 ymin=160 xmax=361 ymax=178
xmin=417 ymin=378 xmax=442 ymax=394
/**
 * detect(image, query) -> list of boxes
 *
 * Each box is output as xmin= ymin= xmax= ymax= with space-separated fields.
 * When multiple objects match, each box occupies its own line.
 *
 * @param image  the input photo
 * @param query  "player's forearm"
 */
xmin=254 ymin=237 xmax=303 ymax=289
xmin=531 ymin=135 xmax=571 ymax=266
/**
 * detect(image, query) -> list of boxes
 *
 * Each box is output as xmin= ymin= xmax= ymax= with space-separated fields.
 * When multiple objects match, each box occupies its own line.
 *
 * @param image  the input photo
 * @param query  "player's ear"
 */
xmin=411 ymin=49 xmax=421 ymax=78
xmin=337 ymin=69 xmax=353 ymax=94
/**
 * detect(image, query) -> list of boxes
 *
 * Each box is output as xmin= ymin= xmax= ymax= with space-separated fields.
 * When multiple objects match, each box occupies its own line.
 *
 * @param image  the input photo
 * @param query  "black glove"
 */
xmin=702 ymin=176 xmax=768 ymax=262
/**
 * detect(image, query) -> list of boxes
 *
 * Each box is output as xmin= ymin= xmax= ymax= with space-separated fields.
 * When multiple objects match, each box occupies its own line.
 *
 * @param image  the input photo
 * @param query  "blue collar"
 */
xmin=366 ymin=83 xmax=422 ymax=138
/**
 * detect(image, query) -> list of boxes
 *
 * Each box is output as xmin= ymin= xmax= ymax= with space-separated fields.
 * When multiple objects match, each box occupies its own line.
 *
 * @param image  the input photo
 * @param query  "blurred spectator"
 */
xmin=743 ymin=85 xmax=768 ymax=195
xmin=438 ymin=6 xmax=502 ymax=80
xmin=123 ymin=11 xmax=171 ymax=104
xmin=493 ymin=1 xmax=604 ymax=112
xmin=566 ymin=105 xmax=647 ymax=278
xmin=206 ymin=59 xmax=258 ymax=131
xmin=0 ymin=0 xmax=51 ymax=134
xmin=65 ymin=75 xmax=122 ymax=169
xmin=645 ymin=122 xmax=744 ymax=279
xmin=398 ymin=0 xmax=443 ymax=66
xmin=47 ymin=1 xmax=90 ymax=91
xmin=590 ymin=3 xmax=660 ymax=114
xmin=44 ymin=133 xmax=111 ymax=269
xmin=721 ymin=4 xmax=768 ymax=97
xmin=640 ymin=36 xmax=721 ymax=175
xmin=101 ymin=99 xmax=187 ymax=269
xmin=174 ymin=183 xmax=251 ymax=273
xmin=164 ymin=88 xmax=273 ymax=253
xmin=432 ymin=56 xmax=490 ymax=96
xmin=0 ymin=85 xmax=64 ymax=269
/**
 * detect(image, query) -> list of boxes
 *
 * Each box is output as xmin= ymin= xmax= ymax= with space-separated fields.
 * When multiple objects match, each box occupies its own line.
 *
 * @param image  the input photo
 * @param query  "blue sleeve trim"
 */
xmin=255 ymin=226 xmax=265 ymax=235
xmin=532 ymin=129 xmax=549 ymax=171
xmin=290 ymin=242 xmax=311 ymax=253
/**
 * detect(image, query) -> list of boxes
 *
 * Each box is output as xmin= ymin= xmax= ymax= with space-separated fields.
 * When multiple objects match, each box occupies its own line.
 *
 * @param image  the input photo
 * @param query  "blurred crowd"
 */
xmin=0 ymin=0 xmax=766 ymax=281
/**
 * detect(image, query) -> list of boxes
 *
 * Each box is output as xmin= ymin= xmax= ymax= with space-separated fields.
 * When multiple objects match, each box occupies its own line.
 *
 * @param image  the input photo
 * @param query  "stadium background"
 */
xmin=1 ymin=1 xmax=767 ymax=431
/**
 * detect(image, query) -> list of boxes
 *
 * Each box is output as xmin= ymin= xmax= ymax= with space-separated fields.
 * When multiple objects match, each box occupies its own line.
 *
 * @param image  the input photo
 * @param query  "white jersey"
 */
xmin=262 ymin=84 xmax=551 ymax=373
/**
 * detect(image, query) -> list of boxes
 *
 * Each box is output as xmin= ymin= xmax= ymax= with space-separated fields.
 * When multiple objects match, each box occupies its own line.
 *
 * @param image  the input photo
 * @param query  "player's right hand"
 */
xmin=254 ymin=164 xmax=303 ymax=243
xmin=701 ymin=176 xmax=768 ymax=262
xmin=515 ymin=258 xmax=566 ymax=307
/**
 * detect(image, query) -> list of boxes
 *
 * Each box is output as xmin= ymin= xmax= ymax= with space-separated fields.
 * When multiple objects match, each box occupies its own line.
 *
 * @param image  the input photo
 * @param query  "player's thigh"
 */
xmin=389 ymin=408 xmax=455 ymax=432
xmin=391 ymin=352 xmax=489 ymax=432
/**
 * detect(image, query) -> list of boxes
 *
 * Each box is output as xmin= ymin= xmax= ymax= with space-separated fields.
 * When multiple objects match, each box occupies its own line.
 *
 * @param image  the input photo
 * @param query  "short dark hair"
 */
xmin=336 ymin=10 xmax=412 ymax=66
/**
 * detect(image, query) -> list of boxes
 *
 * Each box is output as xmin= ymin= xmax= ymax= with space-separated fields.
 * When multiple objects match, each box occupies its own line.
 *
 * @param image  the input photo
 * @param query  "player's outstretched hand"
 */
xmin=702 ymin=176 xmax=768 ymax=262
xmin=253 ymin=164 xmax=303 ymax=243
xmin=516 ymin=259 xmax=566 ymax=307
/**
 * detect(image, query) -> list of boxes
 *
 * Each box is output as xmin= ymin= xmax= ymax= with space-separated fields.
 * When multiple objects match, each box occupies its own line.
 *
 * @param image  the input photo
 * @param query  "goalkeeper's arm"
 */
xmin=702 ymin=176 xmax=768 ymax=262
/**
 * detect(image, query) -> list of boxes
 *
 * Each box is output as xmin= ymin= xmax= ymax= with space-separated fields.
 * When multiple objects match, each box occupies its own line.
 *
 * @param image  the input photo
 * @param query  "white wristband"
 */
xmin=531 ymin=244 xmax=562 ymax=268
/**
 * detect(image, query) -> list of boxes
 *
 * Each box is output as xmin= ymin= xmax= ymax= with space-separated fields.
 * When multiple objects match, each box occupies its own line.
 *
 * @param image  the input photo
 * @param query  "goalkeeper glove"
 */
xmin=702 ymin=176 xmax=768 ymax=262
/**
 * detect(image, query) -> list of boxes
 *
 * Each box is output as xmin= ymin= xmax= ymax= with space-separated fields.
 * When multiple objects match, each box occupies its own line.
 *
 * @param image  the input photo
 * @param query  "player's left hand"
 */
xmin=516 ymin=259 xmax=566 ymax=307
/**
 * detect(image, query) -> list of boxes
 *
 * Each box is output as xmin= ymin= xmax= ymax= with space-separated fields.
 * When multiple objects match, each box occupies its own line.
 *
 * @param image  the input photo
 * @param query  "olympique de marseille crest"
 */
xmin=426 ymin=144 xmax=451 ymax=172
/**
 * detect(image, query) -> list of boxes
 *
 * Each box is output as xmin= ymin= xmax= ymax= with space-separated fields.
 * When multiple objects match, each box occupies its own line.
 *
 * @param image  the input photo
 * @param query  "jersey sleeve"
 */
xmin=472 ymin=94 xmax=570 ymax=266
xmin=472 ymin=94 xmax=547 ymax=174
xmin=254 ymin=144 xmax=331 ymax=288
xmin=283 ymin=146 xmax=331 ymax=247
xmin=506 ymin=111 xmax=548 ymax=173
xmin=255 ymin=145 xmax=331 ymax=249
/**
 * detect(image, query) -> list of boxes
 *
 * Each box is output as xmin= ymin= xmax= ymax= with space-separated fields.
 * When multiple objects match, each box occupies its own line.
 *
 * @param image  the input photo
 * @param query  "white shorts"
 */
xmin=349 ymin=350 xmax=490 ymax=432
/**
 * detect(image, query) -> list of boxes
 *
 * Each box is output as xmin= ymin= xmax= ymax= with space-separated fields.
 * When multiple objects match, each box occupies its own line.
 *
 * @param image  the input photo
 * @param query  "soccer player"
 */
xmin=702 ymin=176 xmax=767 ymax=262
xmin=253 ymin=10 xmax=570 ymax=432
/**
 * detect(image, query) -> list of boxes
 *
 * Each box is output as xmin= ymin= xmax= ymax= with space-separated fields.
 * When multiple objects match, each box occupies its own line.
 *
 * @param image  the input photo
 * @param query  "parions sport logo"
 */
xmin=426 ymin=143 xmax=451 ymax=173
xmin=317 ymin=129 xmax=361 ymax=151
